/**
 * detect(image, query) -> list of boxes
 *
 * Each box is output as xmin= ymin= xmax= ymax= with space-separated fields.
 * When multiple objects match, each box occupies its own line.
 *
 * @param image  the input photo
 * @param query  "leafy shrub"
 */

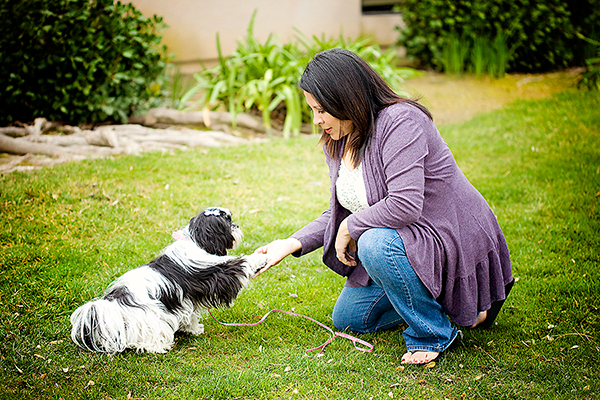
xmin=576 ymin=33 xmax=600 ymax=90
xmin=181 ymin=12 xmax=419 ymax=137
xmin=567 ymin=0 xmax=600 ymax=66
xmin=397 ymin=0 xmax=577 ymax=72
xmin=0 ymin=0 xmax=168 ymax=125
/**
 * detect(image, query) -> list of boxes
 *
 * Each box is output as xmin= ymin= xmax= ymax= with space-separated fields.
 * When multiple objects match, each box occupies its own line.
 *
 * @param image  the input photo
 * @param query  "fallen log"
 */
xmin=0 ymin=133 xmax=64 ymax=157
xmin=132 ymin=108 xmax=264 ymax=131
xmin=0 ymin=115 xmax=262 ymax=173
xmin=0 ymin=127 xmax=28 ymax=138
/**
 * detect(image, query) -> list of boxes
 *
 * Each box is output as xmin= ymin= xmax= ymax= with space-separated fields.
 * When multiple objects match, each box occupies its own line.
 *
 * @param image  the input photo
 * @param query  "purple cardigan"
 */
xmin=291 ymin=102 xmax=513 ymax=327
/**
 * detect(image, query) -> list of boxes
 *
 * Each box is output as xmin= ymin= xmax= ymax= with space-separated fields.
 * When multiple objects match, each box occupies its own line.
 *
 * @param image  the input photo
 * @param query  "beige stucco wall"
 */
xmin=128 ymin=1 xmax=404 ymax=72
xmin=128 ymin=0 xmax=361 ymax=70
xmin=361 ymin=12 xmax=404 ymax=46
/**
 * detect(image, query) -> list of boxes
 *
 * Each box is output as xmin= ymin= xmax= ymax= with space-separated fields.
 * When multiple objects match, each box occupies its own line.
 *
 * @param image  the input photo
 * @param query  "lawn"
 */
xmin=1 ymin=88 xmax=598 ymax=399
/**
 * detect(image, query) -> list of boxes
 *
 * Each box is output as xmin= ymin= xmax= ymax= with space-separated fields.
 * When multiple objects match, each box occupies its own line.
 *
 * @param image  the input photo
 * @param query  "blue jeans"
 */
xmin=332 ymin=228 xmax=458 ymax=353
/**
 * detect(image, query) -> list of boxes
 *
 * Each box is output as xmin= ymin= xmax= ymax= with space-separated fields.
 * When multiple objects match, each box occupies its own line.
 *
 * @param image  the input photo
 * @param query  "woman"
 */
xmin=255 ymin=48 xmax=513 ymax=365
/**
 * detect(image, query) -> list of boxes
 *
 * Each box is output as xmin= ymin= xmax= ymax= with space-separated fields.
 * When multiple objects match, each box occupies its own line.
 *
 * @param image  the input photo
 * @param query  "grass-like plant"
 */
xmin=488 ymin=33 xmax=514 ymax=78
xmin=163 ymin=64 xmax=197 ymax=109
xmin=179 ymin=11 xmax=418 ymax=138
xmin=179 ymin=12 xmax=307 ymax=138
xmin=440 ymin=34 xmax=470 ymax=75
xmin=443 ymin=33 xmax=514 ymax=78
xmin=1 ymin=89 xmax=598 ymax=398
xmin=397 ymin=0 xmax=578 ymax=73
xmin=471 ymin=37 xmax=488 ymax=77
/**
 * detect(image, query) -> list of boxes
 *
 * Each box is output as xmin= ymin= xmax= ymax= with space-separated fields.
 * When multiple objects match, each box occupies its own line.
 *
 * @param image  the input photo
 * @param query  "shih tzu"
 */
xmin=70 ymin=207 xmax=267 ymax=354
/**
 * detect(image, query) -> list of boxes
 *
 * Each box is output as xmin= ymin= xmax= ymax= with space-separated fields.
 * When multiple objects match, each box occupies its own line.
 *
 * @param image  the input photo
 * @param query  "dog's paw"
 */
xmin=244 ymin=253 xmax=268 ymax=273
xmin=180 ymin=322 xmax=204 ymax=336
xmin=188 ymin=323 xmax=205 ymax=336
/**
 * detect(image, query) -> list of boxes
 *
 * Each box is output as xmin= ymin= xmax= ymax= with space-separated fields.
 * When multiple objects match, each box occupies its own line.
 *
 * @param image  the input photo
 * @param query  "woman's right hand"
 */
xmin=253 ymin=238 xmax=302 ymax=277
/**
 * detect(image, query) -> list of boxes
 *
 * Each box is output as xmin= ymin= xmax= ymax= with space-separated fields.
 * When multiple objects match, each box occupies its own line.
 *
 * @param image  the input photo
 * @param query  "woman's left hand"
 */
xmin=335 ymin=218 xmax=357 ymax=266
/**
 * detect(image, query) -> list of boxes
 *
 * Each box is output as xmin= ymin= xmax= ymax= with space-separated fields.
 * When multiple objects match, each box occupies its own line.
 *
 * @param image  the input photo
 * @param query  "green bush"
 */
xmin=397 ymin=0 xmax=580 ymax=72
xmin=0 ymin=0 xmax=168 ymax=125
xmin=576 ymin=33 xmax=600 ymax=90
xmin=567 ymin=0 xmax=600 ymax=66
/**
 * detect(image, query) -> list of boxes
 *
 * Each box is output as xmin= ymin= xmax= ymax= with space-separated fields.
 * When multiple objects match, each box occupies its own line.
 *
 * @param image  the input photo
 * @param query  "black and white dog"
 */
xmin=70 ymin=207 xmax=267 ymax=354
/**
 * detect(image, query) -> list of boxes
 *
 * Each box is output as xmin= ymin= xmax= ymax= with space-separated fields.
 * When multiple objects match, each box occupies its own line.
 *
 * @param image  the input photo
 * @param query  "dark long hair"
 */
xmin=299 ymin=48 xmax=432 ymax=167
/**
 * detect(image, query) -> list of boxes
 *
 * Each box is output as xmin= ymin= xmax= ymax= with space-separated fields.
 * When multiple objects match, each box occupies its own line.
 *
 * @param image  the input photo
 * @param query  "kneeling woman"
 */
xmin=255 ymin=48 xmax=514 ymax=365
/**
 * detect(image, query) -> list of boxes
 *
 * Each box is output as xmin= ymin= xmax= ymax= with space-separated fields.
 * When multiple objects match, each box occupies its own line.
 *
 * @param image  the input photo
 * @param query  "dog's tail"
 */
xmin=70 ymin=299 xmax=129 ymax=354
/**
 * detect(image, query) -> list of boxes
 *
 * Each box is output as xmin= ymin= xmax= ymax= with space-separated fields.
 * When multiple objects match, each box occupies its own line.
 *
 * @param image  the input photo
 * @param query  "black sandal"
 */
xmin=477 ymin=279 xmax=515 ymax=329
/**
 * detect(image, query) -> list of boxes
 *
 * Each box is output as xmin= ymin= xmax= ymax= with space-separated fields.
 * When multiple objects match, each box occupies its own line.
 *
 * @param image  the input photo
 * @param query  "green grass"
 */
xmin=1 ymin=89 xmax=599 ymax=399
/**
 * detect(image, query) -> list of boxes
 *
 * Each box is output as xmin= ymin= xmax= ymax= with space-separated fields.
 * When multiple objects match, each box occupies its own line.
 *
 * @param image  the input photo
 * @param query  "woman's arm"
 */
xmin=254 ymin=237 xmax=302 ymax=276
xmin=254 ymin=206 xmax=330 ymax=275
xmin=334 ymin=217 xmax=357 ymax=266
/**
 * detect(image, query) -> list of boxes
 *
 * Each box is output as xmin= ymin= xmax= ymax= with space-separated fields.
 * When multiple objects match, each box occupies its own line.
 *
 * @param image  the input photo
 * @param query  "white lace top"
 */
xmin=336 ymin=161 xmax=369 ymax=213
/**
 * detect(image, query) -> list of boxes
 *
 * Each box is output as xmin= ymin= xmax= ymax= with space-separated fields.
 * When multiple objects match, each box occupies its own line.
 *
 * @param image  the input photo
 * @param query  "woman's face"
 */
xmin=304 ymin=91 xmax=352 ymax=140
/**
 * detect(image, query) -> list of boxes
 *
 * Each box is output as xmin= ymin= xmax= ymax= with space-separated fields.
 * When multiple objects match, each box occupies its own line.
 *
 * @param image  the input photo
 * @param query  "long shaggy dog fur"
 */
xmin=70 ymin=207 xmax=267 ymax=354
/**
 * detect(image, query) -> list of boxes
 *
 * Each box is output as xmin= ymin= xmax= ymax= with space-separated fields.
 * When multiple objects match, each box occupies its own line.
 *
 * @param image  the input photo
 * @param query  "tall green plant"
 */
xmin=491 ymin=33 xmax=514 ymax=78
xmin=241 ymin=69 xmax=286 ymax=135
xmin=181 ymin=11 xmax=304 ymax=137
xmin=471 ymin=37 xmax=488 ymax=77
xmin=440 ymin=33 xmax=514 ymax=78
xmin=180 ymin=11 xmax=418 ymax=138
xmin=164 ymin=64 xmax=196 ymax=108
xmin=278 ymin=85 xmax=302 ymax=137
xmin=440 ymin=35 xmax=470 ymax=75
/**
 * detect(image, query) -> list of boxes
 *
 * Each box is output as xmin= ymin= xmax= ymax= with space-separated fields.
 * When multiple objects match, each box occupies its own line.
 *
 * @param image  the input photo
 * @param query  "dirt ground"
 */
xmin=403 ymin=69 xmax=581 ymax=126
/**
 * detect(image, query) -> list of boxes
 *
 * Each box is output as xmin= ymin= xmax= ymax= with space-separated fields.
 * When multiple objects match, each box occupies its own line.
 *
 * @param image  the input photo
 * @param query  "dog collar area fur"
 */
xmin=172 ymin=228 xmax=191 ymax=242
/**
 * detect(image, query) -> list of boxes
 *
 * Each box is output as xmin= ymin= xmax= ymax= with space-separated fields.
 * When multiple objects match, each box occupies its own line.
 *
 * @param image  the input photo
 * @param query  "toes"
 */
xmin=401 ymin=351 xmax=412 ymax=364
xmin=400 ymin=350 xmax=439 ymax=364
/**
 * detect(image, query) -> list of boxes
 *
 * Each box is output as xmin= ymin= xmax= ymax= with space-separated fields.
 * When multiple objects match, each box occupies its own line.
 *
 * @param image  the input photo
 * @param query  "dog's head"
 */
xmin=188 ymin=207 xmax=242 ymax=256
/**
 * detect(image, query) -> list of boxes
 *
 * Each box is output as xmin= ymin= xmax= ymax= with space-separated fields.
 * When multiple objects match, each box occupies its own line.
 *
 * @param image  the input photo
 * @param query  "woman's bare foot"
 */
xmin=470 ymin=310 xmax=488 ymax=328
xmin=401 ymin=350 xmax=440 ymax=365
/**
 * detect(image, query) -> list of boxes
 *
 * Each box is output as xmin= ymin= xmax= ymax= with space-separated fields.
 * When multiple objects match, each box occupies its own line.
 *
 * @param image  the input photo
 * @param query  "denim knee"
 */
xmin=332 ymin=305 xmax=367 ymax=333
xmin=357 ymin=228 xmax=384 ymax=260
xmin=332 ymin=285 xmax=404 ymax=334
xmin=357 ymin=228 xmax=404 ymax=278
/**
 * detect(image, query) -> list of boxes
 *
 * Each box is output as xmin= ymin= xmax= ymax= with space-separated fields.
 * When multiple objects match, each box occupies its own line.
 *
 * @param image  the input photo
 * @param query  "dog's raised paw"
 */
xmin=245 ymin=253 xmax=268 ymax=272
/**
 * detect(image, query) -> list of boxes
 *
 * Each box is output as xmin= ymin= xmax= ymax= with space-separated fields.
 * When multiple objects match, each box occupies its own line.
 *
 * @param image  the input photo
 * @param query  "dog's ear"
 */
xmin=189 ymin=211 xmax=235 ymax=256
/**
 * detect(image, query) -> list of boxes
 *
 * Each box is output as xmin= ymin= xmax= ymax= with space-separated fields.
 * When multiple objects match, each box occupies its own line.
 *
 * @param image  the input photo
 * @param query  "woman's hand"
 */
xmin=335 ymin=218 xmax=357 ymax=266
xmin=253 ymin=237 xmax=302 ymax=277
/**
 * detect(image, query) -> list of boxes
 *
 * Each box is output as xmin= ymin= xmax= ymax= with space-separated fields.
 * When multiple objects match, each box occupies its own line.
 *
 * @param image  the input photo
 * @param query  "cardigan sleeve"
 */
xmin=347 ymin=108 xmax=428 ymax=240
xmin=290 ymin=208 xmax=330 ymax=256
